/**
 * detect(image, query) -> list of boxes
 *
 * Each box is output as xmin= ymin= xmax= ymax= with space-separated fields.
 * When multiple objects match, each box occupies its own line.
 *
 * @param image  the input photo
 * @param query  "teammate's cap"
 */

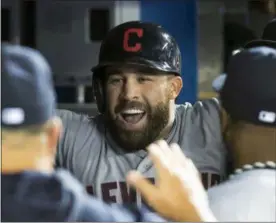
xmin=213 ymin=19 xmax=276 ymax=93
xmin=220 ymin=46 xmax=276 ymax=126
xmin=1 ymin=43 xmax=56 ymax=128
xmin=212 ymin=73 xmax=227 ymax=93
xmin=244 ymin=18 xmax=276 ymax=49
xmin=212 ymin=49 xmax=242 ymax=93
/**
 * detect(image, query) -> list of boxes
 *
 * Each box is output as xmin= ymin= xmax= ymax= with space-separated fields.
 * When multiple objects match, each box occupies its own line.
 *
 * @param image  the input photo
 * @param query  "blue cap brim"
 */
xmin=212 ymin=73 xmax=227 ymax=92
xmin=244 ymin=39 xmax=276 ymax=49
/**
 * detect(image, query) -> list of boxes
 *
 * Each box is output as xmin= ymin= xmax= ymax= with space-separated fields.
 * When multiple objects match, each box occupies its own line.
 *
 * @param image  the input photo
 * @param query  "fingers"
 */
xmin=149 ymin=140 xmax=174 ymax=165
xmin=155 ymin=140 xmax=188 ymax=167
xmin=147 ymin=140 xmax=198 ymax=181
xmin=170 ymin=143 xmax=188 ymax=161
xmin=126 ymin=171 xmax=159 ymax=204
xmin=170 ymin=143 xmax=198 ymax=175
xmin=186 ymin=159 xmax=202 ymax=181
xmin=147 ymin=140 xmax=184 ymax=170
xmin=146 ymin=142 xmax=168 ymax=174
xmin=170 ymin=143 xmax=200 ymax=178
xmin=154 ymin=140 xmax=170 ymax=155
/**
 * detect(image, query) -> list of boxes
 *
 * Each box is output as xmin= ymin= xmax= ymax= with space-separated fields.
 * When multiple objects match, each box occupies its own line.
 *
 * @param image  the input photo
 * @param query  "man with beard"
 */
xmin=56 ymin=21 xmax=227 ymax=205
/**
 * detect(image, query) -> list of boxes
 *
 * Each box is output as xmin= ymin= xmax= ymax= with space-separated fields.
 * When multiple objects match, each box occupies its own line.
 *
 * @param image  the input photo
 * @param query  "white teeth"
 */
xmin=121 ymin=109 xmax=144 ymax=115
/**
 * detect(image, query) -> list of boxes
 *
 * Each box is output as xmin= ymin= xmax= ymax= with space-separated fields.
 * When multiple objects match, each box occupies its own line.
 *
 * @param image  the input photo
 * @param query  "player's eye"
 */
xmin=108 ymin=77 xmax=123 ymax=85
xmin=137 ymin=76 xmax=152 ymax=83
xmin=108 ymin=78 xmax=122 ymax=85
xmin=110 ymin=78 xmax=122 ymax=84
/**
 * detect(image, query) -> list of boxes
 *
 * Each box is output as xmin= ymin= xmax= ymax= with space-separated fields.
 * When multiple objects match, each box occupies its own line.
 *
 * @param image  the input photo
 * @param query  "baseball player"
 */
xmin=207 ymin=47 xmax=276 ymax=221
xmin=1 ymin=43 xmax=167 ymax=222
xmin=127 ymin=46 xmax=276 ymax=222
xmin=55 ymin=21 xmax=227 ymax=205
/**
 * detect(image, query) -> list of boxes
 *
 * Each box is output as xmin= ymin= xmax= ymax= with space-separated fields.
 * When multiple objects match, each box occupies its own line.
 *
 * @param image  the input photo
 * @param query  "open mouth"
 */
xmin=119 ymin=109 xmax=146 ymax=125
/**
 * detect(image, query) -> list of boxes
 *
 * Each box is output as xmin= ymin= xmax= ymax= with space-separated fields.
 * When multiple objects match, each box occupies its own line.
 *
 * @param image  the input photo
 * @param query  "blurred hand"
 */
xmin=126 ymin=140 xmax=216 ymax=222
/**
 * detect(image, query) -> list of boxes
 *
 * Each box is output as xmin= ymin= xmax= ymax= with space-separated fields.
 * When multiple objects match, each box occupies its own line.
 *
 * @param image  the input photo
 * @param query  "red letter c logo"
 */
xmin=123 ymin=28 xmax=143 ymax=52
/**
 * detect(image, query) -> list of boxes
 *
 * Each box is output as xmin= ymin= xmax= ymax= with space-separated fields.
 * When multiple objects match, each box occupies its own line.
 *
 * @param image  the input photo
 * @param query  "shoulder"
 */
xmin=208 ymin=170 xmax=276 ymax=221
xmin=56 ymin=109 xmax=104 ymax=134
xmin=53 ymin=170 xmax=116 ymax=221
xmin=56 ymin=109 xmax=95 ymax=124
xmin=55 ymin=109 xmax=105 ymax=167
xmin=176 ymin=97 xmax=220 ymax=117
xmin=55 ymin=169 xmax=86 ymax=194
xmin=175 ymin=98 xmax=222 ymax=138
xmin=79 ymin=195 xmax=166 ymax=222
xmin=55 ymin=170 xmax=165 ymax=222
xmin=208 ymin=170 xmax=276 ymax=200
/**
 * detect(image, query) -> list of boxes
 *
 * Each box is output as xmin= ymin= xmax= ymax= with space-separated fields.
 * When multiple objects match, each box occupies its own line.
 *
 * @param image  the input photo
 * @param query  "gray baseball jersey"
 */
xmin=208 ymin=169 xmax=276 ymax=222
xmin=56 ymin=98 xmax=227 ymax=205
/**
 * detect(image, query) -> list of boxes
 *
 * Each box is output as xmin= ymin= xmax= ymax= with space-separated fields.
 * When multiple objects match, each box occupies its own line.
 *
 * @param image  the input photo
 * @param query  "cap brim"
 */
xmin=91 ymin=60 xmax=156 ymax=72
xmin=212 ymin=73 xmax=227 ymax=93
xmin=91 ymin=58 xmax=181 ymax=75
xmin=244 ymin=39 xmax=276 ymax=49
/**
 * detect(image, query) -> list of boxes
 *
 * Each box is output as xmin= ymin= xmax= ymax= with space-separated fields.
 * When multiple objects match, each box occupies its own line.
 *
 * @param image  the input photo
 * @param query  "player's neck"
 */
xmin=2 ymin=153 xmax=54 ymax=174
xmin=229 ymin=125 xmax=276 ymax=170
xmin=159 ymin=120 xmax=174 ymax=140
xmin=232 ymin=144 xmax=276 ymax=170
xmin=159 ymin=103 xmax=176 ymax=139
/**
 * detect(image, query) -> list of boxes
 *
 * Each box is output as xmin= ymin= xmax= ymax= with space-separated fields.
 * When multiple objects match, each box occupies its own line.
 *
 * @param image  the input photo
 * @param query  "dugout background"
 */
xmin=1 ymin=0 xmax=275 ymax=116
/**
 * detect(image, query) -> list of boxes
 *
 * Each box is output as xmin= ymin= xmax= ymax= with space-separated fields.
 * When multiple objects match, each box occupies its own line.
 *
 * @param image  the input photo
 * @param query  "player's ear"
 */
xmin=169 ymin=75 xmax=183 ymax=100
xmin=221 ymin=107 xmax=236 ymax=147
xmin=221 ymin=107 xmax=230 ymax=135
xmin=45 ymin=117 xmax=62 ymax=155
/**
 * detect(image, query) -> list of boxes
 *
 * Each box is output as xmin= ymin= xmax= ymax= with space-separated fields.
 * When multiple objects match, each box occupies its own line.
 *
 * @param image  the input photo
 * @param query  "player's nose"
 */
xmin=121 ymin=79 xmax=141 ymax=101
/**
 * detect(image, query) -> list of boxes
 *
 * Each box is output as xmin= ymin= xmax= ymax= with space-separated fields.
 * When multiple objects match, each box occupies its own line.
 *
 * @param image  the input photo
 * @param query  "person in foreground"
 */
xmin=127 ymin=46 xmax=276 ymax=222
xmin=1 ymin=43 xmax=166 ymax=222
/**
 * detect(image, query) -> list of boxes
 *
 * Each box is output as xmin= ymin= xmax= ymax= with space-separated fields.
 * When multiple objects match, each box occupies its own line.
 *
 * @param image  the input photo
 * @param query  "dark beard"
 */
xmin=105 ymin=100 xmax=170 ymax=152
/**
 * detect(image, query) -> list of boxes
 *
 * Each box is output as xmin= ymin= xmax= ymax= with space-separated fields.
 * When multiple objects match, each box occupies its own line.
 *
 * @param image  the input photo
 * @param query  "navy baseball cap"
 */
xmin=212 ymin=18 xmax=276 ymax=93
xmin=212 ymin=49 xmax=243 ymax=93
xmin=1 ymin=43 xmax=56 ymax=128
xmin=244 ymin=18 xmax=276 ymax=49
xmin=220 ymin=46 xmax=276 ymax=127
